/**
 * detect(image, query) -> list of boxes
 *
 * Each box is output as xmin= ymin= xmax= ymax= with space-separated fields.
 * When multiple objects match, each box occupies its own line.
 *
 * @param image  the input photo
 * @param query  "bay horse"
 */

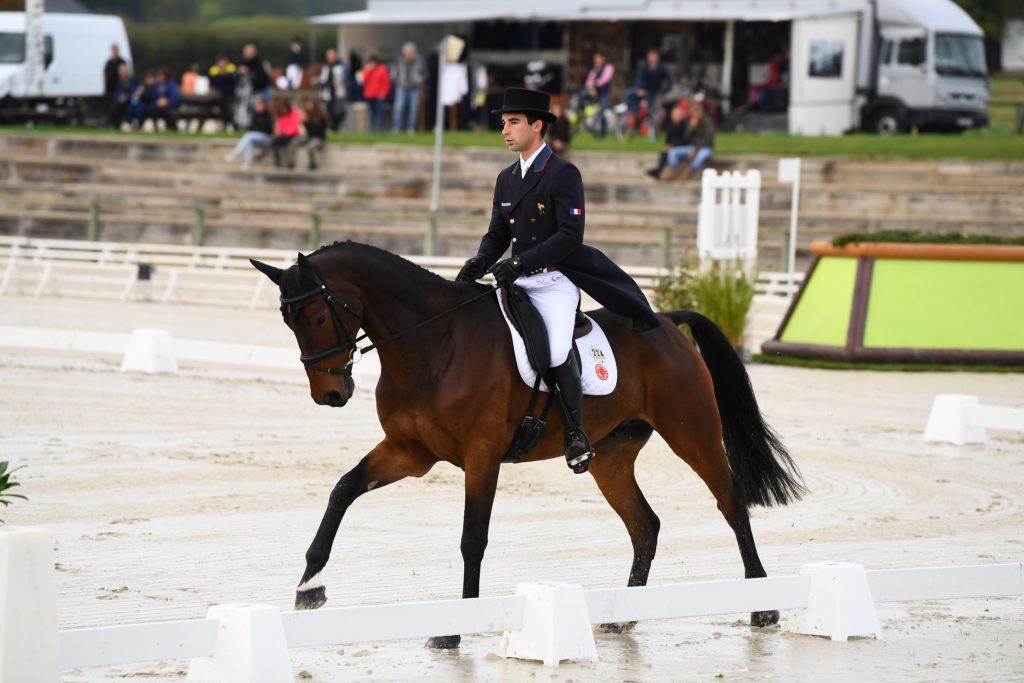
xmin=251 ymin=242 xmax=804 ymax=647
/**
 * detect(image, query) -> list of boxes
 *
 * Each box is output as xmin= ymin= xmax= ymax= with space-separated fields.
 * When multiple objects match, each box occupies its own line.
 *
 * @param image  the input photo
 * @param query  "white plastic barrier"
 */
xmin=0 ymin=527 xmax=61 ymax=683
xmin=697 ymin=169 xmax=761 ymax=272
xmin=923 ymin=394 xmax=1024 ymax=445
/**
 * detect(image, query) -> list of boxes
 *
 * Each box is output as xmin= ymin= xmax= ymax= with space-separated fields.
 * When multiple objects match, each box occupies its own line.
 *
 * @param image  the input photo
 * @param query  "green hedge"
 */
xmin=832 ymin=230 xmax=1024 ymax=247
xmin=126 ymin=18 xmax=338 ymax=77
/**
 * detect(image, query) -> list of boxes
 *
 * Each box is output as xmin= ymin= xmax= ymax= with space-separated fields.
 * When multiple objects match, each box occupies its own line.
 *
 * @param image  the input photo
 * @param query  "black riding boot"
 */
xmin=550 ymin=358 xmax=594 ymax=474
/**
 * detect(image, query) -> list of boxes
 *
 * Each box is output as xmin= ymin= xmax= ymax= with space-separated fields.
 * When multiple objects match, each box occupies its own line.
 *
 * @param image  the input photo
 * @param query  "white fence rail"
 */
xmin=0 ymin=236 xmax=802 ymax=308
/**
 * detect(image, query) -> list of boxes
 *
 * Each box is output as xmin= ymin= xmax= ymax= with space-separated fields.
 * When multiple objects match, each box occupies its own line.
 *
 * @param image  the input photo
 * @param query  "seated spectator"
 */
xmin=575 ymin=51 xmax=614 ymax=138
xmin=125 ymin=70 xmax=156 ymax=130
xmin=209 ymin=55 xmax=239 ymax=131
xmin=111 ymin=64 xmax=136 ymax=130
xmin=300 ymin=98 xmax=328 ymax=170
xmin=547 ymin=100 xmax=571 ymax=156
xmin=223 ymin=96 xmax=274 ymax=169
xmin=660 ymin=101 xmax=715 ymax=182
xmin=181 ymin=63 xmax=201 ymax=95
xmin=148 ymin=67 xmax=180 ymax=131
xmin=271 ymin=97 xmax=303 ymax=168
xmin=646 ymin=104 xmax=688 ymax=180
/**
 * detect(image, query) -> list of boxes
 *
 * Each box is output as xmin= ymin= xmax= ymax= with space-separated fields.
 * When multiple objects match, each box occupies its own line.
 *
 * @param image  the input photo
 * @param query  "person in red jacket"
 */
xmin=359 ymin=55 xmax=391 ymax=132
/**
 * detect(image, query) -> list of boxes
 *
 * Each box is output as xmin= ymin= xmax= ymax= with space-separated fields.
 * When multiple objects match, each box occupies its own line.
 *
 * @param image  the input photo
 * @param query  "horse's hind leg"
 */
xmin=295 ymin=437 xmax=436 ymax=610
xmin=651 ymin=404 xmax=779 ymax=627
xmin=588 ymin=420 xmax=658 ymax=633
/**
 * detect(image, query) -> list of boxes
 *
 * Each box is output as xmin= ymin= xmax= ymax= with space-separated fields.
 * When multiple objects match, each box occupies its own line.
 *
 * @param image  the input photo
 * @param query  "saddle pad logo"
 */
xmin=590 ymin=347 xmax=605 ymax=361
xmin=595 ymin=364 xmax=609 ymax=381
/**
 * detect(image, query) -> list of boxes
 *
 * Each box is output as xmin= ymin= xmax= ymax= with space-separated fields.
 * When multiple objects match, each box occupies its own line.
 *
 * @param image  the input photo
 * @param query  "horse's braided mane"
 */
xmin=312 ymin=240 xmax=449 ymax=284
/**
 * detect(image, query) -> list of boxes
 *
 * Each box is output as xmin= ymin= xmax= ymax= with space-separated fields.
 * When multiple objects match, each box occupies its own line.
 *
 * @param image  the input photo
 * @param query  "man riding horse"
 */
xmin=456 ymin=87 xmax=660 ymax=475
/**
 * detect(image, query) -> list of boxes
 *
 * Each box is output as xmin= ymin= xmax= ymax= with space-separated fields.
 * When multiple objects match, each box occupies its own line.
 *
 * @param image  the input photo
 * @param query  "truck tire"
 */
xmin=870 ymin=108 xmax=904 ymax=135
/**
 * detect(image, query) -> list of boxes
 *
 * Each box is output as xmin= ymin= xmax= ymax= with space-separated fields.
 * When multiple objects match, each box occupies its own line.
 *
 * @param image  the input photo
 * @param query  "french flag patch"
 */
xmin=569 ymin=208 xmax=583 ymax=216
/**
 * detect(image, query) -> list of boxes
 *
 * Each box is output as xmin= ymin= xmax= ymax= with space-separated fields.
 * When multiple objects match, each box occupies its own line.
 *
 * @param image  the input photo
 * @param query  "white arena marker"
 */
xmin=923 ymin=394 xmax=987 ymax=445
xmin=792 ymin=562 xmax=881 ymax=642
xmin=500 ymin=583 xmax=597 ymax=667
xmin=0 ymin=526 xmax=61 ymax=683
xmin=120 ymin=328 xmax=178 ymax=374
xmin=186 ymin=604 xmax=292 ymax=683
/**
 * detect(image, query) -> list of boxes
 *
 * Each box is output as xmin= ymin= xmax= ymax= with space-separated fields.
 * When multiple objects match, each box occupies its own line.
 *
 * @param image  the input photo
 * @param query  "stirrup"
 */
xmin=565 ymin=432 xmax=594 ymax=474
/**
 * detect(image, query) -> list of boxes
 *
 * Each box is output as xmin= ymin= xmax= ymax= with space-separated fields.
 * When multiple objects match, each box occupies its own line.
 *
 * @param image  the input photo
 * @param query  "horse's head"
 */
xmin=251 ymin=254 xmax=360 ymax=408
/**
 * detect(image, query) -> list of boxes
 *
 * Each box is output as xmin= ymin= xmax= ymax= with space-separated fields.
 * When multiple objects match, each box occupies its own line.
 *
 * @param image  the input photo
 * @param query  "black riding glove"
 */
xmin=489 ymin=256 xmax=523 ymax=288
xmin=455 ymin=255 xmax=487 ymax=282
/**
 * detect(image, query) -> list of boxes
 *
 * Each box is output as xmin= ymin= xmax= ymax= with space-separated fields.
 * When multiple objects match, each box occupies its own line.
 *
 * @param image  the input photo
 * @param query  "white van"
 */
xmin=0 ymin=12 xmax=132 ymax=107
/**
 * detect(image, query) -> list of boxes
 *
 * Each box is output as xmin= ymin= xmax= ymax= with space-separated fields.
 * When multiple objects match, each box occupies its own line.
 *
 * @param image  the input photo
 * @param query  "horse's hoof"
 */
xmin=425 ymin=634 xmax=461 ymax=649
xmin=750 ymin=610 xmax=779 ymax=627
xmin=598 ymin=621 xmax=637 ymax=634
xmin=295 ymin=586 xmax=327 ymax=610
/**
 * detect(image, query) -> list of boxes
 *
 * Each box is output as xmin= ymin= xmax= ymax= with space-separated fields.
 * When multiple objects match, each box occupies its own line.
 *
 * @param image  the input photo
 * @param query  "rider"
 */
xmin=456 ymin=87 xmax=660 ymax=474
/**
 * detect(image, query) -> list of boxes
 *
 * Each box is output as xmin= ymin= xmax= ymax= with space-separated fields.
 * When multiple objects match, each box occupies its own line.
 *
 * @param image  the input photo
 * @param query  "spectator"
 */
xmin=271 ymin=97 xmax=303 ymax=168
xmin=391 ymin=42 xmax=427 ymax=134
xmin=547 ymin=99 xmax=571 ymax=155
xmin=240 ymin=43 xmax=272 ymax=105
xmin=181 ymin=63 xmax=201 ymax=95
xmin=125 ymin=70 xmax=156 ymax=130
xmin=111 ymin=64 xmax=136 ymax=130
xmin=103 ymin=44 xmax=126 ymax=127
xmin=209 ymin=55 xmax=239 ymax=131
xmin=300 ymin=98 xmax=328 ymax=170
xmin=578 ymin=51 xmax=614 ymax=138
xmin=624 ymin=49 xmax=672 ymax=137
xmin=660 ymin=101 xmax=715 ymax=182
xmin=318 ymin=48 xmax=349 ymax=132
xmin=645 ymin=104 xmax=688 ymax=180
xmin=223 ymin=96 xmax=274 ymax=169
xmin=286 ymin=36 xmax=306 ymax=91
xmin=148 ymin=67 xmax=180 ymax=131
xmin=358 ymin=55 xmax=391 ymax=132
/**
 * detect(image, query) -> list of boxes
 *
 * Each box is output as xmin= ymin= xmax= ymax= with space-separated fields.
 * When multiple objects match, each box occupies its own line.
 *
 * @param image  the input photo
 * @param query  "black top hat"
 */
xmin=491 ymin=87 xmax=557 ymax=123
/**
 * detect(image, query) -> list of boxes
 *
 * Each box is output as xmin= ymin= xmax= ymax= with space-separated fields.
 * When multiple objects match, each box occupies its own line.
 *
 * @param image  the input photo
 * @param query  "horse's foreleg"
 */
xmin=425 ymin=459 xmax=500 ymax=649
xmin=587 ymin=422 xmax=657 ymax=634
xmin=295 ymin=438 xmax=436 ymax=610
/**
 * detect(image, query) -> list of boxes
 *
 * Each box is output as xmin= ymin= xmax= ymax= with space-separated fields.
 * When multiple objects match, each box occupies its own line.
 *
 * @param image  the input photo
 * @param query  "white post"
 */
xmin=429 ymin=36 xmax=448 ymax=218
xmin=24 ymin=0 xmax=46 ymax=97
xmin=500 ymin=583 xmax=597 ymax=667
xmin=186 ymin=604 xmax=292 ymax=683
xmin=792 ymin=562 xmax=881 ymax=641
xmin=778 ymin=158 xmax=802 ymax=291
xmin=120 ymin=328 xmax=178 ymax=374
xmin=0 ymin=527 xmax=61 ymax=683
xmin=721 ymin=20 xmax=735 ymax=114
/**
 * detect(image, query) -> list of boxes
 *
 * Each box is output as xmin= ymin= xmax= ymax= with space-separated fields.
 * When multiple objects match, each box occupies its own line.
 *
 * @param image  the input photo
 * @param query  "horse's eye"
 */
xmin=315 ymin=314 xmax=328 ymax=327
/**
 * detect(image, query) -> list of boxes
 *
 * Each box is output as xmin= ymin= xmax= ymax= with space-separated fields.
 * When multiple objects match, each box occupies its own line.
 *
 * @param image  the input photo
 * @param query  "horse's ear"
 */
xmin=297 ymin=253 xmax=314 ymax=279
xmin=250 ymin=259 xmax=283 ymax=286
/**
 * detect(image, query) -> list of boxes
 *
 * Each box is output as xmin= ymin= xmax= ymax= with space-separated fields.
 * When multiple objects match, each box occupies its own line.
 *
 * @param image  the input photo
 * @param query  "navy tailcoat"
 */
xmin=475 ymin=145 xmax=659 ymax=328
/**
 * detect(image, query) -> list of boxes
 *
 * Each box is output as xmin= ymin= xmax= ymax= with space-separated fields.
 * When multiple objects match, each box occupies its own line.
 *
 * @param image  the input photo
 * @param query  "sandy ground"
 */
xmin=1 ymin=295 xmax=1022 ymax=682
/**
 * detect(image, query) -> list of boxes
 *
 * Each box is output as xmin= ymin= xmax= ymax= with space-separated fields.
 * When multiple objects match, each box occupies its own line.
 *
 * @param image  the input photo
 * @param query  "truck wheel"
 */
xmin=870 ymin=108 xmax=904 ymax=135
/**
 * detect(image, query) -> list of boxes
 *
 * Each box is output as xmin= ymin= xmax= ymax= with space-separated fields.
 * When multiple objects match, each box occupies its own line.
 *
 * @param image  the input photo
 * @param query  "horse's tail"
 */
xmin=664 ymin=310 xmax=806 ymax=508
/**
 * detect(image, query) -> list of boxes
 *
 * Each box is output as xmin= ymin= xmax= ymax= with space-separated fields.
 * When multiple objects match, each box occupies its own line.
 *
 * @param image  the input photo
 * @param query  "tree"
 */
xmin=954 ymin=0 xmax=1020 ymax=40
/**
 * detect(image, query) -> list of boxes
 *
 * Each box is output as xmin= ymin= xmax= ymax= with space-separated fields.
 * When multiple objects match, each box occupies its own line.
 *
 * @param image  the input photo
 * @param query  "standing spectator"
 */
xmin=271 ymin=98 xmax=303 ymax=168
xmin=111 ymin=64 xmax=136 ymax=130
xmin=660 ymin=101 xmax=715 ymax=181
xmin=103 ymin=44 xmax=126 ymax=128
xmin=624 ymin=49 xmax=672 ymax=137
xmin=579 ymin=51 xmax=614 ymax=137
xmin=318 ymin=48 xmax=349 ymax=132
xmin=300 ymin=98 xmax=328 ymax=170
xmin=209 ymin=55 xmax=239 ymax=131
xmin=286 ymin=36 xmax=306 ymax=91
xmin=546 ymin=99 xmax=571 ymax=156
xmin=148 ymin=67 xmax=180 ymax=131
xmin=358 ymin=55 xmax=391 ymax=132
xmin=240 ymin=43 xmax=272 ymax=105
xmin=646 ymin=104 xmax=688 ymax=180
xmin=223 ymin=96 xmax=274 ymax=168
xmin=391 ymin=42 xmax=426 ymax=134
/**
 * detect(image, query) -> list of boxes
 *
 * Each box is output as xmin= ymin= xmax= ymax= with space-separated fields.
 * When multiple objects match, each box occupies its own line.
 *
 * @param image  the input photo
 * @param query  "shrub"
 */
xmin=656 ymin=261 xmax=756 ymax=349
xmin=0 ymin=461 xmax=27 ymax=524
xmin=832 ymin=230 xmax=1024 ymax=247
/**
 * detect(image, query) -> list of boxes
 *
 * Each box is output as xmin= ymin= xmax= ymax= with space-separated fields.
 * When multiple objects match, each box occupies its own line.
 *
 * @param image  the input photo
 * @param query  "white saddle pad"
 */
xmin=496 ymin=290 xmax=618 ymax=396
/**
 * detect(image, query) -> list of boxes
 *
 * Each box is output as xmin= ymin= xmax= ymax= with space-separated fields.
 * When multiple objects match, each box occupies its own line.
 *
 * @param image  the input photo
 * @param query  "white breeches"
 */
xmin=514 ymin=270 xmax=580 ymax=366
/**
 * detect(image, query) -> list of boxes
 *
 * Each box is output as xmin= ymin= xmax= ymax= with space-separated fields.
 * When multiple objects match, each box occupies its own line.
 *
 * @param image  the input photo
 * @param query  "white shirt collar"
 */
xmin=519 ymin=143 xmax=547 ymax=178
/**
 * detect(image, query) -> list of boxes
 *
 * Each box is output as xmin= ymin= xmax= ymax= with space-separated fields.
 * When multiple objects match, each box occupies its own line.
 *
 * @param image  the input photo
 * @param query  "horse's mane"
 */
xmin=311 ymin=241 xmax=450 ymax=286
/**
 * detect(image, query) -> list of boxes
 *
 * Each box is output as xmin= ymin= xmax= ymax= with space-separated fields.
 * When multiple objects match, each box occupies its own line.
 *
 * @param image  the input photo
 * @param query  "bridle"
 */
xmin=281 ymin=263 xmax=497 ymax=376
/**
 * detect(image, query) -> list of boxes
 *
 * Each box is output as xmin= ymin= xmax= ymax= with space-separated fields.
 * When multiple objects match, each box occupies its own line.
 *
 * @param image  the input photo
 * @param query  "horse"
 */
xmin=250 ymin=242 xmax=804 ymax=647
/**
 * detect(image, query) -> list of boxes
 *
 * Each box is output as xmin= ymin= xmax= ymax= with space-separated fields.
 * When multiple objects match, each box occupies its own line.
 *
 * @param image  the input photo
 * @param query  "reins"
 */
xmin=282 ymin=266 xmax=496 ymax=375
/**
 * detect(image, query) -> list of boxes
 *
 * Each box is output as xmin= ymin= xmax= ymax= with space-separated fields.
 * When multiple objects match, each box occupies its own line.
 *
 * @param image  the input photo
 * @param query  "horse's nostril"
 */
xmin=322 ymin=390 xmax=345 ymax=407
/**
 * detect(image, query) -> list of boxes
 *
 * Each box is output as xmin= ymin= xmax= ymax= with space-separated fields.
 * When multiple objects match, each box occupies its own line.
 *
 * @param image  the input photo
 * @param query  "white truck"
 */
xmin=0 ymin=11 xmax=132 ymax=122
xmin=790 ymin=0 xmax=989 ymax=135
